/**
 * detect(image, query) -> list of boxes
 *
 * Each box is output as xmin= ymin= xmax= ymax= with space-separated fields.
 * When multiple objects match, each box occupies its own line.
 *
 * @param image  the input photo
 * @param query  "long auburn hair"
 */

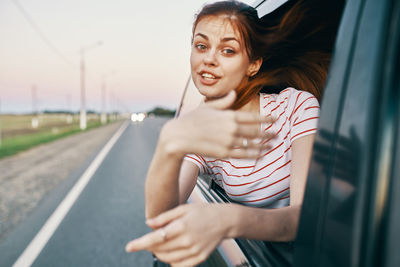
xmin=192 ymin=0 xmax=345 ymax=109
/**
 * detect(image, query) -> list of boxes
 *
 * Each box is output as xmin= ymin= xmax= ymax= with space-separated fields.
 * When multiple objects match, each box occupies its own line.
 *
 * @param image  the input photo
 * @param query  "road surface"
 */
xmin=0 ymin=117 xmax=169 ymax=267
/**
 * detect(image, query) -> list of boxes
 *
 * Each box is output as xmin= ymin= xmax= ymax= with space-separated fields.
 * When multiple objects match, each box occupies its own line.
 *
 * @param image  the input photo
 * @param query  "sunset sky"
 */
xmin=0 ymin=0 xmax=254 ymax=114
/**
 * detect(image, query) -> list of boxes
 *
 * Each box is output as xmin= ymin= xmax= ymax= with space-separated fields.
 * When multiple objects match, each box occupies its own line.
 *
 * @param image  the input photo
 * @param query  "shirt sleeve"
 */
xmin=289 ymin=90 xmax=320 ymax=142
xmin=184 ymin=154 xmax=208 ymax=175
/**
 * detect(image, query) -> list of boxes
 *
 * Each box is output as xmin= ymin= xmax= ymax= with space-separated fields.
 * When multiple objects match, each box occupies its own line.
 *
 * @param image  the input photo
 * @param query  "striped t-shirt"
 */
xmin=184 ymin=88 xmax=320 ymax=208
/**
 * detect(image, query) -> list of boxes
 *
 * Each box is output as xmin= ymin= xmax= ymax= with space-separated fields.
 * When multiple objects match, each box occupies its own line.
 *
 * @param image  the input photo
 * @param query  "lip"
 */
xmin=198 ymin=70 xmax=221 ymax=86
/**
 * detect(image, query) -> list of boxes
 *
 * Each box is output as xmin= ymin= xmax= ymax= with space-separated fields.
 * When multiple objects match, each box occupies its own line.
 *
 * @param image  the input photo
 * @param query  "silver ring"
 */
xmin=242 ymin=138 xmax=248 ymax=149
xmin=159 ymin=228 xmax=167 ymax=241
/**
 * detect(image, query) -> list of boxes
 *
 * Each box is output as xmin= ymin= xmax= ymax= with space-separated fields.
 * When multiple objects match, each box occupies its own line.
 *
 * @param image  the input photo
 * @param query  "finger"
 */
xmin=231 ymin=137 xmax=264 ymax=150
xmin=205 ymin=90 xmax=236 ymax=110
xmin=235 ymin=112 xmax=275 ymax=124
xmin=231 ymin=129 xmax=276 ymax=148
xmin=235 ymin=124 xmax=264 ymax=139
xmin=125 ymin=228 xmax=170 ymax=252
xmin=146 ymin=205 xmax=188 ymax=228
xmin=154 ymin=248 xmax=194 ymax=265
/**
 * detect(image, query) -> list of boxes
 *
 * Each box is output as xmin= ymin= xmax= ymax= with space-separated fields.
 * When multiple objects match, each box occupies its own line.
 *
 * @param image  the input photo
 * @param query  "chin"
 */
xmin=197 ymin=86 xmax=229 ymax=100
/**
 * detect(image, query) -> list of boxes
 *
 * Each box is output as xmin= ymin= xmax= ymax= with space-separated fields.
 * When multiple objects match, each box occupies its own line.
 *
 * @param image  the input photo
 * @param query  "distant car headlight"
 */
xmin=131 ymin=113 xmax=145 ymax=122
xmin=131 ymin=113 xmax=138 ymax=122
xmin=138 ymin=113 xmax=145 ymax=122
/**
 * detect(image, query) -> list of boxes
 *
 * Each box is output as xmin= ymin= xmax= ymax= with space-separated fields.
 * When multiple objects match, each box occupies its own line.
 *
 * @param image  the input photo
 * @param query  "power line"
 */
xmin=11 ymin=0 xmax=77 ymax=68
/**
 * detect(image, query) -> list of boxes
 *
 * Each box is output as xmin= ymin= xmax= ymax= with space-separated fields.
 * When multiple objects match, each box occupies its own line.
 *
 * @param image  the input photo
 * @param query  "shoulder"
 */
xmin=285 ymin=88 xmax=319 ymax=109
xmin=260 ymin=88 xmax=319 ymax=114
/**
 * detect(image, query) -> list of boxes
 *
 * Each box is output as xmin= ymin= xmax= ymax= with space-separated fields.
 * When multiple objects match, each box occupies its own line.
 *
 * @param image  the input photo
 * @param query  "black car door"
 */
xmin=294 ymin=0 xmax=400 ymax=267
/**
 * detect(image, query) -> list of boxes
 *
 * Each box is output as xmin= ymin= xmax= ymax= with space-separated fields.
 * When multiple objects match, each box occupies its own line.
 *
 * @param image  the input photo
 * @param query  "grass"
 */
xmin=0 ymin=114 xmax=119 ymax=159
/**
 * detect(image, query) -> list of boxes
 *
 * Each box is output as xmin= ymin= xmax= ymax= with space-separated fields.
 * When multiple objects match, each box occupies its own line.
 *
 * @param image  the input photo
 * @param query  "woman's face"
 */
xmin=190 ymin=16 xmax=255 ymax=100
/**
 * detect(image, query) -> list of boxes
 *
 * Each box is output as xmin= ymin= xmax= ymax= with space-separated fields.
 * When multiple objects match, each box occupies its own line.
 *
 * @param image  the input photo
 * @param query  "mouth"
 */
xmin=198 ymin=71 xmax=220 ymax=85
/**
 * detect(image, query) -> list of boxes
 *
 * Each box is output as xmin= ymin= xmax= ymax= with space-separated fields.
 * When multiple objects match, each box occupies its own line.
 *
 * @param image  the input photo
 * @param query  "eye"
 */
xmin=222 ymin=48 xmax=235 ymax=55
xmin=195 ymin=43 xmax=207 ymax=51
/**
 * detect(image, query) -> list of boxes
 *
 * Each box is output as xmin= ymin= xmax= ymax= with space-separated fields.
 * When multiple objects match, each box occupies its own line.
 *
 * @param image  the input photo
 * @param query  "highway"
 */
xmin=0 ymin=117 xmax=169 ymax=267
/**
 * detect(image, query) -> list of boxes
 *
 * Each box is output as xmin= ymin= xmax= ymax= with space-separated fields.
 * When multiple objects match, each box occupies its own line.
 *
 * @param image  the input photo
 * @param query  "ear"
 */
xmin=247 ymin=58 xmax=263 ymax=77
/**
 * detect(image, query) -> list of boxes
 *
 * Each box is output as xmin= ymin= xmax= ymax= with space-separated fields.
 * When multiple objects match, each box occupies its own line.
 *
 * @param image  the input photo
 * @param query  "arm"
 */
xmin=126 ymin=134 xmax=315 ymax=265
xmin=145 ymin=144 xmax=199 ymax=218
xmin=145 ymin=91 xmax=273 ymax=218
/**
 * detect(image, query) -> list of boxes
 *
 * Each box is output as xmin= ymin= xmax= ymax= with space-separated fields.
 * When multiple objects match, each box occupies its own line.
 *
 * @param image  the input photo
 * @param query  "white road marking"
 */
xmin=13 ymin=121 xmax=130 ymax=267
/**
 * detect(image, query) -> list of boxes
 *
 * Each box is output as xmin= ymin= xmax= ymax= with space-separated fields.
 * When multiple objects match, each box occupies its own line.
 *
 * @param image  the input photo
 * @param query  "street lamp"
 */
xmin=80 ymin=40 xmax=102 ymax=130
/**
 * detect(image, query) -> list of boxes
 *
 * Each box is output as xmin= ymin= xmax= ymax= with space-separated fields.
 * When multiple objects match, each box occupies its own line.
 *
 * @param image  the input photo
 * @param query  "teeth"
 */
xmin=202 ymin=73 xmax=216 ymax=79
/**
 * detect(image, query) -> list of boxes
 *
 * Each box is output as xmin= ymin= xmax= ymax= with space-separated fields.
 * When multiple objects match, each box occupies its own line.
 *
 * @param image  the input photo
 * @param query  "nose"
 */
xmin=203 ymin=48 xmax=218 ymax=66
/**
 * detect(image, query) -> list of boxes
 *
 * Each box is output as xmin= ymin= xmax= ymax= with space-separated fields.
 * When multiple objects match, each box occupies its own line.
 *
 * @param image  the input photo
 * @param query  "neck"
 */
xmin=237 ymin=94 xmax=260 ymax=113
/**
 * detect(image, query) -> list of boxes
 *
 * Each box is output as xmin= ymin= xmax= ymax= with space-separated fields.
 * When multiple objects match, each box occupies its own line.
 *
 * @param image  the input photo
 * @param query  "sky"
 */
xmin=0 ymin=0 xmax=253 ymax=113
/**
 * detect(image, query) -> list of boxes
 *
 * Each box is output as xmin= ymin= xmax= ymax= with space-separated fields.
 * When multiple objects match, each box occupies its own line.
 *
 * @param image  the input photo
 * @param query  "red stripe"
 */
xmin=270 ymin=97 xmax=288 ymax=112
xmin=207 ymin=159 xmax=255 ymax=169
xmin=241 ymin=187 xmax=290 ymax=203
xmin=305 ymin=106 xmax=319 ymax=110
xmin=265 ymin=123 xmax=273 ymax=132
xmin=264 ymin=109 xmax=285 ymax=132
xmin=197 ymin=155 xmax=211 ymax=174
xmin=247 ymin=146 xmax=290 ymax=177
xmin=289 ymin=92 xmax=302 ymax=121
xmin=263 ymin=88 xmax=290 ymax=100
xmin=226 ymin=174 xmax=290 ymax=197
xmin=221 ymin=159 xmax=291 ymax=187
xmin=278 ymin=195 xmax=290 ymax=200
xmin=263 ymin=97 xmax=288 ymax=110
xmin=293 ymin=116 xmax=319 ymax=126
xmin=185 ymin=155 xmax=206 ymax=174
xmin=214 ymin=172 xmax=223 ymax=177
xmin=263 ymin=99 xmax=276 ymax=108
xmin=290 ymin=128 xmax=317 ymax=141
xmin=269 ymin=129 xmax=291 ymax=146
xmin=210 ymin=166 xmax=244 ymax=176
xmin=261 ymin=141 xmax=284 ymax=157
xmin=290 ymin=96 xmax=317 ymax=122
xmin=264 ymin=119 xmax=290 ymax=145
xmin=263 ymin=117 xmax=288 ymax=144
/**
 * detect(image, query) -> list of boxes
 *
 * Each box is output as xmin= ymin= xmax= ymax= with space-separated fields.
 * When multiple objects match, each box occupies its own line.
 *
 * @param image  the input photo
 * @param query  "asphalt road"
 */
xmin=0 ymin=117 xmax=169 ymax=267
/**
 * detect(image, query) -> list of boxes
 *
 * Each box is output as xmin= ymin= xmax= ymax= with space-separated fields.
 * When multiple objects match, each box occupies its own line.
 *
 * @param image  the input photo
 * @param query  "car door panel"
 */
xmin=295 ymin=0 xmax=399 ymax=266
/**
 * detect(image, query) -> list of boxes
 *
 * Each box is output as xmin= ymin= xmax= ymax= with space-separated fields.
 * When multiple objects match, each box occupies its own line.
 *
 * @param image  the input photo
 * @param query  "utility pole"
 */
xmin=66 ymin=94 xmax=73 ymax=124
xmin=101 ymin=75 xmax=106 ymax=124
xmin=0 ymin=98 xmax=2 ymax=147
xmin=32 ymin=84 xmax=37 ymax=115
xmin=31 ymin=85 xmax=39 ymax=128
xmin=80 ymin=47 xmax=86 ymax=130
xmin=79 ymin=41 xmax=102 ymax=130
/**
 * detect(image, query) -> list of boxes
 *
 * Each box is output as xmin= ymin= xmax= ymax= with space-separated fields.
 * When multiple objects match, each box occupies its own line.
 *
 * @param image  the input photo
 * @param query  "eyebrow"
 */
xmin=194 ymin=33 xmax=240 ymax=44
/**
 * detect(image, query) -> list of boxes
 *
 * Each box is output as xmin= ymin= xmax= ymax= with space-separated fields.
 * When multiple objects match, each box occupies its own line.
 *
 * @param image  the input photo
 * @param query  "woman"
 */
xmin=126 ymin=0 xmax=344 ymax=265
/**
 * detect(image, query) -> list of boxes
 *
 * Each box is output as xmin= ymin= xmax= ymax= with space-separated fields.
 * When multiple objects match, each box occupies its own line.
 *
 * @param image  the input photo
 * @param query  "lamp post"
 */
xmin=80 ymin=41 xmax=102 ymax=130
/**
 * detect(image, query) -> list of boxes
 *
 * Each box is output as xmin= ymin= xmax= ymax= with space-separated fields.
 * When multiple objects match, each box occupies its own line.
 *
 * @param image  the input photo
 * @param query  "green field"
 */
xmin=0 ymin=114 xmax=117 ymax=158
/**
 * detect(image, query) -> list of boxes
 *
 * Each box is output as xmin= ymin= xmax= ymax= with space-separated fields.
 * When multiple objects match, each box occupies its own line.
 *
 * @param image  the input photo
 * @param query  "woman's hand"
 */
xmin=160 ymin=91 xmax=275 ymax=160
xmin=125 ymin=204 xmax=232 ymax=266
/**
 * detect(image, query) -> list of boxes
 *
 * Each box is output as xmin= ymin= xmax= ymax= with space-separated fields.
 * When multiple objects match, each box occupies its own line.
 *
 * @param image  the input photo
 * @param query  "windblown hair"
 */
xmin=192 ymin=0 xmax=345 ymax=109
